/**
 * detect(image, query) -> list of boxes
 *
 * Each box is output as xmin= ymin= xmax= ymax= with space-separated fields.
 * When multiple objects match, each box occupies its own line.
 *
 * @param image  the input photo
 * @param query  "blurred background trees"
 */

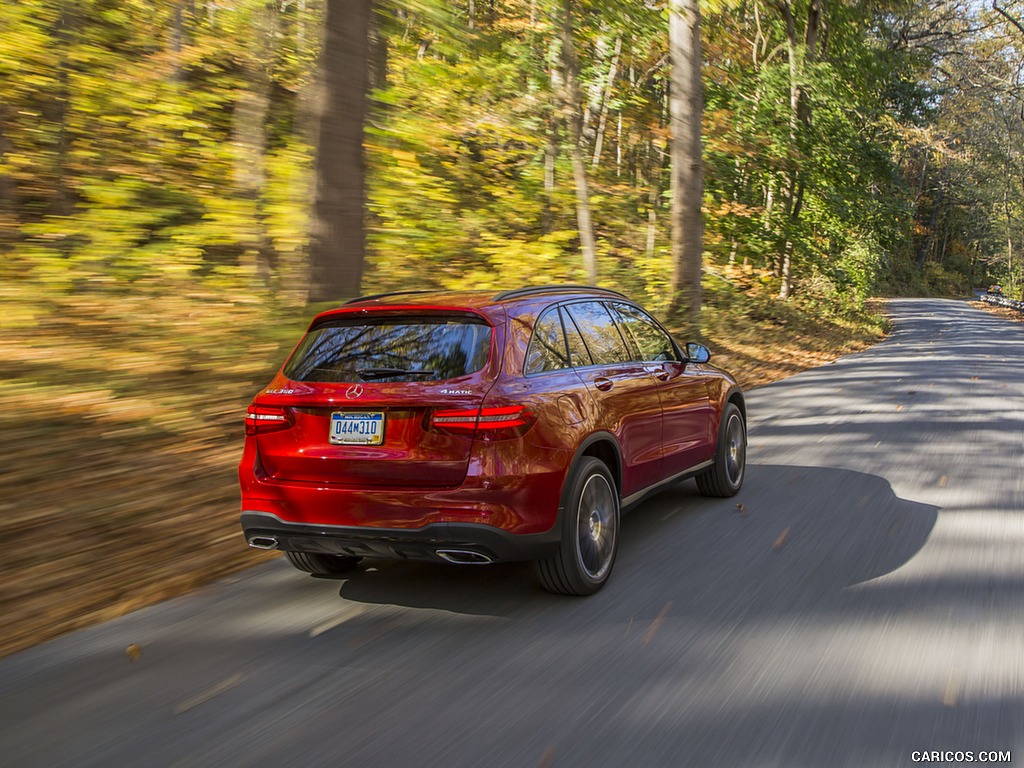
xmin=4 ymin=0 xmax=1024 ymax=311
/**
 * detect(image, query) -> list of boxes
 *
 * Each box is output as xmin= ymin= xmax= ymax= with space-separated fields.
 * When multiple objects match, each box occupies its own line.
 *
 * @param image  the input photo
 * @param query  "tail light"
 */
xmin=430 ymin=405 xmax=536 ymax=440
xmin=245 ymin=404 xmax=294 ymax=435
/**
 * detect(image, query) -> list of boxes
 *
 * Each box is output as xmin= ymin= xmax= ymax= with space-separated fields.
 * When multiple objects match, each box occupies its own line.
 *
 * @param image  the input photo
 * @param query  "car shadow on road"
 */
xmin=615 ymin=463 xmax=940 ymax=613
xmin=333 ymin=464 xmax=939 ymax=620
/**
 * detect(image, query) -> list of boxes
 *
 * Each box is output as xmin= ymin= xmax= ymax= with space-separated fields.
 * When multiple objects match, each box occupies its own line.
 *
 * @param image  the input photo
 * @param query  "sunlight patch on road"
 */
xmin=855 ymin=510 xmax=1024 ymax=584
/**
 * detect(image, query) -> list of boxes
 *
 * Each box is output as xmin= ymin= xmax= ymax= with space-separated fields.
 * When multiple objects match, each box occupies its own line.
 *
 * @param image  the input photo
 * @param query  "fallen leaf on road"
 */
xmin=538 ymin=747 xmax=556 ymax=768
xmin=736 ymin=502 xmax=749 ymax=516
xmin=938 ymin=476 xmax=949 ymax=488
xmin=125 ymin=643 xmax=142 ymax=662
xmin=895 ymin=404 xmax=903 ymax=411
xmin=643 ymin=602 xmax=672 ymax=647
xmin=174 ymin=672 xmax=246 ymax=715
xmin=942 ymin=674 xmax=959 ymax=707
xmin=773 ymin=528 xmax=791 ymax=550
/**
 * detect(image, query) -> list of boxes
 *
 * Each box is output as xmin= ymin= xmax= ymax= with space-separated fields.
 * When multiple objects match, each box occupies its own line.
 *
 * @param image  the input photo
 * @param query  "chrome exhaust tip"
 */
xmin=248 ymin=536 xmax=279 ymax=550
xmin=436 ymin=549 xmax=493 ymax=565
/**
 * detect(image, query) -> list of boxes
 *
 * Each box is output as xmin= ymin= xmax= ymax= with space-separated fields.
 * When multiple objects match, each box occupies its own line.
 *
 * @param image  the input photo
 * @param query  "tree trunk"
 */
xmin=1003 ymin=186 xmax=1014 ymax=297
xmin=232 ymin=4 xmax=281 ymax=286
xmin=591 ymin=37 xmax=622 ymax=169
xmin=775 ymin=0 xmax=821 ymax=299
xmin=570 ymin=147 xmax=598 ymax=283
xmin=917 ymin=170 xmax=944 ymax=270
xmin=369 ymin=8 xmax=388 ymax=91
xmin=667 ymin=0 xmax=704 ymax=333
xmin=169 ymin=0 xmax=194 ymax=81
xmin=0 ymin=103 xmax=18 ymax=252
xmin=233 ymin=86 xmax=277 ymax=285
xmin=615 ymin=111 xmax=622 ymax=176
xmin=559 ymin=0 xmax=597 ymax=284
xmin=779 ymin=180 xmax=803 ymax=299
xmin=645 ymin=184 xmax=658 ymax=264
xmin=296 ymin=0 xmax=308 ymax=57
xmin=728 ymin=157 xmax=744 ymax=265
xmin=581 ymin=34 xmax=609 ymax=145
xmin=308 ymin=0 xmax=372 ymax=303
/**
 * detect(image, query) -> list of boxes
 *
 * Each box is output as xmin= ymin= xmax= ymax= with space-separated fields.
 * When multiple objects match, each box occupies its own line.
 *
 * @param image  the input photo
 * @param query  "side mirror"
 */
xmin=686 ymin=343 xmax=711 ymax=364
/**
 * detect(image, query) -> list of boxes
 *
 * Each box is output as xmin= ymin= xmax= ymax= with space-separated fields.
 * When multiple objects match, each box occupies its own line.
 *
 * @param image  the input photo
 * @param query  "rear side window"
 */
xmin=561 ymin=307 xmax=593 ymax=367
xmin=284 ymin=318 xmax=491 ymax=382
xmin=563 ymin=302 xmax=631 ymax=365
xmin=524 ymin=308 xmax=569 ymax=375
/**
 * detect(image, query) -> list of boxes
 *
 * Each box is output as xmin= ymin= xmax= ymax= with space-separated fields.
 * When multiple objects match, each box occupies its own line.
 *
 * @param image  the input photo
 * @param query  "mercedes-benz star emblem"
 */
xmin=345 ymin=384 xmax=363 ymax=399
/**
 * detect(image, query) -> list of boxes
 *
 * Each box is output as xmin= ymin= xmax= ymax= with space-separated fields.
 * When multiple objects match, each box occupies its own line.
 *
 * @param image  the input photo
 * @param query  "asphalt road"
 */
xmin=2 ymin=298 xmax=1023 ymax=768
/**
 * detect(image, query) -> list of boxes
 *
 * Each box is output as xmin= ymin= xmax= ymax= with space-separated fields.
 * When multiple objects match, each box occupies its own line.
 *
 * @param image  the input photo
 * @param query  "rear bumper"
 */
xmin=241 ymin=511 xmax=561 ymax=564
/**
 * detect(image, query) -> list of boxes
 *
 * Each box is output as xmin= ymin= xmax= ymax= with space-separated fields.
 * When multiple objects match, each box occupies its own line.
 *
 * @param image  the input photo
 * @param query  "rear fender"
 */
xmin=558 ymin=432 xmax=623 ymax=514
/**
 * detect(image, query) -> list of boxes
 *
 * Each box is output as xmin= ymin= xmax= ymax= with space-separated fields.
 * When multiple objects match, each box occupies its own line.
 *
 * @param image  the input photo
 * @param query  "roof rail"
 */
xmin=492 ymin=284 xmax=628 ymax=302
xmin=343 ymin=290 xmax=439 ymax=305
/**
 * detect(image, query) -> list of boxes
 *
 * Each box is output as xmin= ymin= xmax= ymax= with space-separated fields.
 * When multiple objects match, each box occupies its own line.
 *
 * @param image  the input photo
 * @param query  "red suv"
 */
xmin=239 ymin=285 xmax=746 ymax=594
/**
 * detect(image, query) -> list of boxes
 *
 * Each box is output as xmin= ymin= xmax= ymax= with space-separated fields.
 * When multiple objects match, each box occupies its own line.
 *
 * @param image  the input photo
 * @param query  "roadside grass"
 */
xmin=0 ymin=276 xmax=887 ymax=658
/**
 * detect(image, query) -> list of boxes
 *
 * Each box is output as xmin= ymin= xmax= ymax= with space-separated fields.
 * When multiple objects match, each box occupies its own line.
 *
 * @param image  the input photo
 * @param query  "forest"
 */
xmin=3 ymin=0 xmax=1024 ymax=654
xmin=6 ymin=0 xmax=1024 ymax=307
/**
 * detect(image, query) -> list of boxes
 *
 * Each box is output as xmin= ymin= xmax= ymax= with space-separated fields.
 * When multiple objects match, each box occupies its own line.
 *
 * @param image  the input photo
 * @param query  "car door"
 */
xmin=607 ymin=302 xmax=713 ymax=477
xmin=562 ymin=301 xmax=664 ymax=497
xmin=521 ymin=304 xmax=593 ymax=449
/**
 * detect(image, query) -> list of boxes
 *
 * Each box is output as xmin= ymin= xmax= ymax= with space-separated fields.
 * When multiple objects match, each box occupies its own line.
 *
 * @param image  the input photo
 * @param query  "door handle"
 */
xmin=644 ymin=363 xmax=671 ymax=381
xmin=594 ymin=377 xmax=614 ymax=392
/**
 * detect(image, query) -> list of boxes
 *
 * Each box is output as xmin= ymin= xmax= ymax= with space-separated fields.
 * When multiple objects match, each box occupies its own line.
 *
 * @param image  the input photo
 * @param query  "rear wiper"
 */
xmin=355 ymin=368 xmax=435 ymax=380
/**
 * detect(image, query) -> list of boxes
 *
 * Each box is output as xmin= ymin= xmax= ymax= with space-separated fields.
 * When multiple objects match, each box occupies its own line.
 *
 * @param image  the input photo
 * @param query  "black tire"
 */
xmin=534 ymin=456 xmax=619 ymax=596
xmin=284 ymin=551 xmax=362 ymax=577
xmin=696 ymin=401 xmax=746 ymax=497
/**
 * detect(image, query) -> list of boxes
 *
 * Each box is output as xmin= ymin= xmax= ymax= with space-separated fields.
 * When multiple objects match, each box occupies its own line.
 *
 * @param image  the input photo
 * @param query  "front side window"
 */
xmin=284 ymin=317 xmax=491 ymax=382
xmin=524 ymin=307 xmax=569 ymax=375
xmin=563 ymin=302 xmax=631 ymax=365
xmin=608 ymin=302 xmax=678 ymax=362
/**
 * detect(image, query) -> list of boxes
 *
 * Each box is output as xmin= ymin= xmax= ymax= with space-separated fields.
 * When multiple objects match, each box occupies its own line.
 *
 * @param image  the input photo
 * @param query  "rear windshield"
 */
xmin=283 ymin=317 xmax=492 ymax=383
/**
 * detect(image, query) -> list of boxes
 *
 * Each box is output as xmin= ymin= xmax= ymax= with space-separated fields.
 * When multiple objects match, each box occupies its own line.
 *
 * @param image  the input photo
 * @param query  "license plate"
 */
xmin=330 ymin=411 xmax=385 ymax=445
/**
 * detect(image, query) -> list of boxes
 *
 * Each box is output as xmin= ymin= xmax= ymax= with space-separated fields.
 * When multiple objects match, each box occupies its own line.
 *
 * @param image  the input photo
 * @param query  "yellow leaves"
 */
xmin=391 ymin=149 xmax=419 ymax=167
xmin=709 ymin=200 xmax=761 ymax=220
